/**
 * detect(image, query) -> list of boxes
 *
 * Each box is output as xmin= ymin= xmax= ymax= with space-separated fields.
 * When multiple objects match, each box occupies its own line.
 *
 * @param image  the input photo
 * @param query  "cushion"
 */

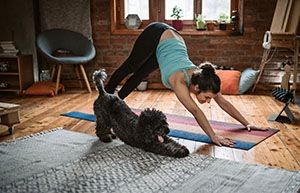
xmin=238 ymin=68 xmax=260 ymax=94
xmin=23 ymin=81 xmax=65 ymax=96
xmin=216 ymin=70 xmax=241 ymax=95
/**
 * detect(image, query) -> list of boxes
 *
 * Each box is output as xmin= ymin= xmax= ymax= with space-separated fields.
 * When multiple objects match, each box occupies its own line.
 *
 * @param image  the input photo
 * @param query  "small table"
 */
xmin=0 ymin=102 xmax=20 ymax=135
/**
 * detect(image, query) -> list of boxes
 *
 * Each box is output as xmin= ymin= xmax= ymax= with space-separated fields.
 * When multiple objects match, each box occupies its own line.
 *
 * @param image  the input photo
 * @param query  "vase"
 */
xmin=0 ymin=82 xmax=9 ymax=88
xmin=136 ymin=81 xmax=148 ymax=91
xmin=0 ymin=62 xmax=9 ymax=72
xmin=40 ymin=70 xmax=51 ymax=81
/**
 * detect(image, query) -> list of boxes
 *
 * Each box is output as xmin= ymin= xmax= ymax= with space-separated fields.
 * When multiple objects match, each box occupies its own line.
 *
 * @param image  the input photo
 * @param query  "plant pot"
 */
xmin=219 ymin=23 xmax=227 ymax=30
xmin=196 ymin=21 xmax=206 ymax=30
xmin=206 ymin=22 xmax=215 ymax=31
xmin=172 ymin=20 xmax=183 ymax=31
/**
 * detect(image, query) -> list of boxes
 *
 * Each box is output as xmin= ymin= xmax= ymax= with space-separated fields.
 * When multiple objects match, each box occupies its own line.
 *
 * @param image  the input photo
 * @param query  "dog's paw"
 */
xmin=99 ymin=135 xmax=113 ymax=143
xmin=174 ymin=147 xmax=190 ymax=158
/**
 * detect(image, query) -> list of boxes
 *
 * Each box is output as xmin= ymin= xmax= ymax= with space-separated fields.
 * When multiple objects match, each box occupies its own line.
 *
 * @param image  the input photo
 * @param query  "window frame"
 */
xmin=111 ymin=0 xmax=244 ymax=35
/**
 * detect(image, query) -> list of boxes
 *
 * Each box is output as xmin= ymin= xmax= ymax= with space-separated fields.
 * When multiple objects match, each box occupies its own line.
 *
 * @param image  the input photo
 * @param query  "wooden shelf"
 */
xmin=0 ymin=72 xmax=19 ymax=76
xmin=0 ymin=55 xmax=34 ymax=93
xmin=0 ymin=87 xmax=20 ymax=92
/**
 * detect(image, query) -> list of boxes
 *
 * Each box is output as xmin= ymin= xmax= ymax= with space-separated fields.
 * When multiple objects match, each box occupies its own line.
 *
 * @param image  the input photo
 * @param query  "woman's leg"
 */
xmin=104 ymin=36 xmax=154 ymax=94
xmin=118 ymin=54 xmax=158 ymax=99
xmin=104 ymin=60 xmax=133 ymax=94
xmin=105 ymin=22 xmax=171 ymax=95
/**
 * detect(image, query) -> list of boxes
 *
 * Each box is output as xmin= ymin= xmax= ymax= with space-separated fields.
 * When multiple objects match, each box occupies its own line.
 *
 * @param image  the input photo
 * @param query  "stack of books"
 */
xmin=0 ymin=41 xmax=19 ymax=56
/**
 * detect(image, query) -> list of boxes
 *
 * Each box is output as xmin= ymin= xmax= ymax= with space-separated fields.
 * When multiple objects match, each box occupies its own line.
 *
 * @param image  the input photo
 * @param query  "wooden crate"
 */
xmin=0 ymin=102 xmax=20 ymax=134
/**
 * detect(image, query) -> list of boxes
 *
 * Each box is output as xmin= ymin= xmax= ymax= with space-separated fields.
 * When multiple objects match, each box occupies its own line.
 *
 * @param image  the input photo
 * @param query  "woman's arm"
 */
xmin=214 ymin=93 xmax=268 ymax=131
xmin=214 ymin=93 xmax=249 ymax=126
xmin=170 ymin=75 xmax=234 ymax=146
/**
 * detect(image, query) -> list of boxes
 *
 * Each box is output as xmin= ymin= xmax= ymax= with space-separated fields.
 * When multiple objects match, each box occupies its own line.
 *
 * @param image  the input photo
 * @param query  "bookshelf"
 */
xmin=0 ymin=55 xmax=33 ymax=94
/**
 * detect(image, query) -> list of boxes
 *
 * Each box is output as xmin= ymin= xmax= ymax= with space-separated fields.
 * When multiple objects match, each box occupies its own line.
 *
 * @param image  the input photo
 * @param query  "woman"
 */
xmin=105 ymin=22 xmax=268 ymax=146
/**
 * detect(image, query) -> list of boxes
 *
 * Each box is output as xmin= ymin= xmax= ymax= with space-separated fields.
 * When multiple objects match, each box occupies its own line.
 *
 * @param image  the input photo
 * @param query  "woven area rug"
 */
xmin=0 ymin=128 xmax=122 ymax=187
xmin=0 ymin=129 xmax=299 ymax=193
xmin=62 ymin=110 xmax=279 ymax=150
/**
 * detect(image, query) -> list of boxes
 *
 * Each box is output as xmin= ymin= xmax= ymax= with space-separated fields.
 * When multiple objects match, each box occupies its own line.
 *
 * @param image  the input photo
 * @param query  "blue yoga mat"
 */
xmin=62 ymin=111 xmax=256 ymax=150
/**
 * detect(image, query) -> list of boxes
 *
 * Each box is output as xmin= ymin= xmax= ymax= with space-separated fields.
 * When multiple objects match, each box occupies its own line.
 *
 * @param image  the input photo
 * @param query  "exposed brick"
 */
xmin=68 ymin=0 xmax=282 ymax=87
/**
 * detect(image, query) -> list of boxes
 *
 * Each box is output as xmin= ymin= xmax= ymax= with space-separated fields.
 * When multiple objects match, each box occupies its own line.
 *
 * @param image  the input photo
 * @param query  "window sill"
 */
xmin=111 ymin=28 xmax=239 ymax=36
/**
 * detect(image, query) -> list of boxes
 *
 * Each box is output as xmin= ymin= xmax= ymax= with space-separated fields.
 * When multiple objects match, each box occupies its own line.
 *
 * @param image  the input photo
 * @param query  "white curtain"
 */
xmin=39 ymin=0 xmax=92 ymax=40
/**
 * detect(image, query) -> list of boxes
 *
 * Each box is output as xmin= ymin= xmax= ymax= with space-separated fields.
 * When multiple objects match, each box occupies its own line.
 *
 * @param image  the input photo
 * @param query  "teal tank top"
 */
xmin=156 ymin=38 xmax=197 ymax=89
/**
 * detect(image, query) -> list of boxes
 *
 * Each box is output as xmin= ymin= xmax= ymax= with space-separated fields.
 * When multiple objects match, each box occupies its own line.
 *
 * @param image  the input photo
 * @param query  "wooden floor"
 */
xmin=0 ymin=90 xmax=299 ymax=171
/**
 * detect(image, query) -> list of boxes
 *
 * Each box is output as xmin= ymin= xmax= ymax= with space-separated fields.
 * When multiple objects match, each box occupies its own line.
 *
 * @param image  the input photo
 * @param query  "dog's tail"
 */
xmin=93 ymin=69 xmax=107 ymax=96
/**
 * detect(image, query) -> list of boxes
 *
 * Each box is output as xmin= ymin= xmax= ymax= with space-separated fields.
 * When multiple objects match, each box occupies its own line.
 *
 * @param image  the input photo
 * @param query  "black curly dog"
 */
xmin=93 ymin=69 xmax=189 ymax=158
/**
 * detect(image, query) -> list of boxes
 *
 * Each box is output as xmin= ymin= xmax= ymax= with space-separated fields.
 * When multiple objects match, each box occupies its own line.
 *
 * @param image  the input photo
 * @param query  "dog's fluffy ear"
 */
xmin=136 ymin=122 xmax=157 ymax=144
xmin=137 ymin=108 xmax=151 ymax=129
xmin=137 ymin=108 xmax=165 ymax=130
xmin=142 ymin=125 xmax=157 ymax=144
xmin=136 ymin=108 xmax=164 ymax=143
xmin=136 ymin=108 xmax=169 ymax=144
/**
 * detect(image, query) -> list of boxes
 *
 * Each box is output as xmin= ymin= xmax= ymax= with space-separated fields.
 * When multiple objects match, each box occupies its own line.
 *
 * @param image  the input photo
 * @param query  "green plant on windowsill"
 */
xmin=218 ymin=13 xmax=230 ymax=30
xmin=170 ymin=5 xmax=183 ymax=20
xmin=195 ymin=14 xmax=206 ymax=30
xmin=170 ymin=5 xmax=183 ymax=31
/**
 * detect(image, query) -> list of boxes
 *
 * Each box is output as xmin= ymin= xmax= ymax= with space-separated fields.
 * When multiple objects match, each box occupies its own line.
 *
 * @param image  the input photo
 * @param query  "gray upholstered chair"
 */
xmin=36 ymin=29 xmax=95 ymax=95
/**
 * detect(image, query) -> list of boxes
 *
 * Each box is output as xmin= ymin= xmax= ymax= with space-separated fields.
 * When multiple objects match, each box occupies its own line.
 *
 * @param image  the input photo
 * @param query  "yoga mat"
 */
xmin=61 ymin=111 xmax=279 ymax=150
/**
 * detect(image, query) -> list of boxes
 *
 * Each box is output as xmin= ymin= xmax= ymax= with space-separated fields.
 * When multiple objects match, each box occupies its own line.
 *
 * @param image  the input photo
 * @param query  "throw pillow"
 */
xmin=216 ymin=70 xmax=241 ymax=95
xmin=238 ymin=68 xmax=260 ymax=94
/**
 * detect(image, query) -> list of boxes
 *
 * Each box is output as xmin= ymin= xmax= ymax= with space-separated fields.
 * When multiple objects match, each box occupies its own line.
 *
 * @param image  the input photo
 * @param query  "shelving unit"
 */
xmin=0 ymin=55 xmax=33 ymax=94
xmin=252 ymin=0 xmax=299 ymax=95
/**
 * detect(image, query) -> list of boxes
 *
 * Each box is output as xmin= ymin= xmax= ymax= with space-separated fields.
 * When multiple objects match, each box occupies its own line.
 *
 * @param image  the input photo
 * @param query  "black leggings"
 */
xmin=105 ymin=22 xmax=174 ymax=99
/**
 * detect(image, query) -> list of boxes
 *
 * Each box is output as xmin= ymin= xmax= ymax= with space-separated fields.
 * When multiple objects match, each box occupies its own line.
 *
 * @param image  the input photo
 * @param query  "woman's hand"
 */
xmin=211 ymin=135 xmax=235 ymax=147
xmin=246 ymin=124 xmax=269 ymax=132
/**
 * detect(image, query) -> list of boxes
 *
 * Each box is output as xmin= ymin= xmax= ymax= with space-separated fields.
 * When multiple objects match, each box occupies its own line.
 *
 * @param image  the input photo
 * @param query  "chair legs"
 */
xmin=51 ymin=63 xmax=91 ymax=95
xmin=74 ymin=65 xmax=83 ymax=89
xmin=55 ymin=64 xmax=62 ymax=95
xmin=50 ymin=64 xmax=63 ymax=95
xmin=79 ymin=64 xmax=92 ymax=93
xmin=51 ymin=64 xmax=56 ymax=81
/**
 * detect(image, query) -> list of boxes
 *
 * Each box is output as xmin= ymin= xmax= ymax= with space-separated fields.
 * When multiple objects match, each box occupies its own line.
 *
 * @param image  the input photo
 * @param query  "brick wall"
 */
xmin=86 ymin=0 xmax=276 ymax=87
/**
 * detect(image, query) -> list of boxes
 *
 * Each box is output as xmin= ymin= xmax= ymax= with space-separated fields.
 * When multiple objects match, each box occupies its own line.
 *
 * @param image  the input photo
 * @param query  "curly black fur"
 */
xmin=93 ymin=69 xmax=189 ymax=158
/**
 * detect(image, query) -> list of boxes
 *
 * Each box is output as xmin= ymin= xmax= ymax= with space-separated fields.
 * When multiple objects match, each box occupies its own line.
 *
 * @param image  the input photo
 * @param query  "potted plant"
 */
xmin=205 ymin=20 xmax=216 ymax=31
xmin=195 ymin=14 xmax=206 ymax=30
xmin=218 ymin=13 xmax=230 ymax=30
xmin=170 ymin=5 xmax=183 ymax=31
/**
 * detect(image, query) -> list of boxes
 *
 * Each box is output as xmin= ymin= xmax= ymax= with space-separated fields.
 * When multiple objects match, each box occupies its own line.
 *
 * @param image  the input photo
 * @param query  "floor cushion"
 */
xmin=238 ymin=68 xmax=260 ymax=94
xmin=23 ymin=81 xmax=65 ymax=96
xmin=216 ymin=70 xmax=241 ymax=95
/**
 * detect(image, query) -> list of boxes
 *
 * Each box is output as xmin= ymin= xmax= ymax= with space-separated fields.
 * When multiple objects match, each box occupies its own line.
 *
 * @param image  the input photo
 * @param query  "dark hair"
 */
xmin=191 ymin=63 xmax=221 ymax=94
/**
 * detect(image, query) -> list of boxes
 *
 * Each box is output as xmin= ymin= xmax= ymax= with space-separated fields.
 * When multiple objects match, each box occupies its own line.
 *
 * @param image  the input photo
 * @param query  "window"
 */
xmin=124 ymin=0 xmax=149 ymax=20
xmin=202 ymin=0 xmax=231 ymax=20
xmin=111 ymin=0 xmax=244 ymax=35
xmin=164 ymin=0 xmax=194 ymax=20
